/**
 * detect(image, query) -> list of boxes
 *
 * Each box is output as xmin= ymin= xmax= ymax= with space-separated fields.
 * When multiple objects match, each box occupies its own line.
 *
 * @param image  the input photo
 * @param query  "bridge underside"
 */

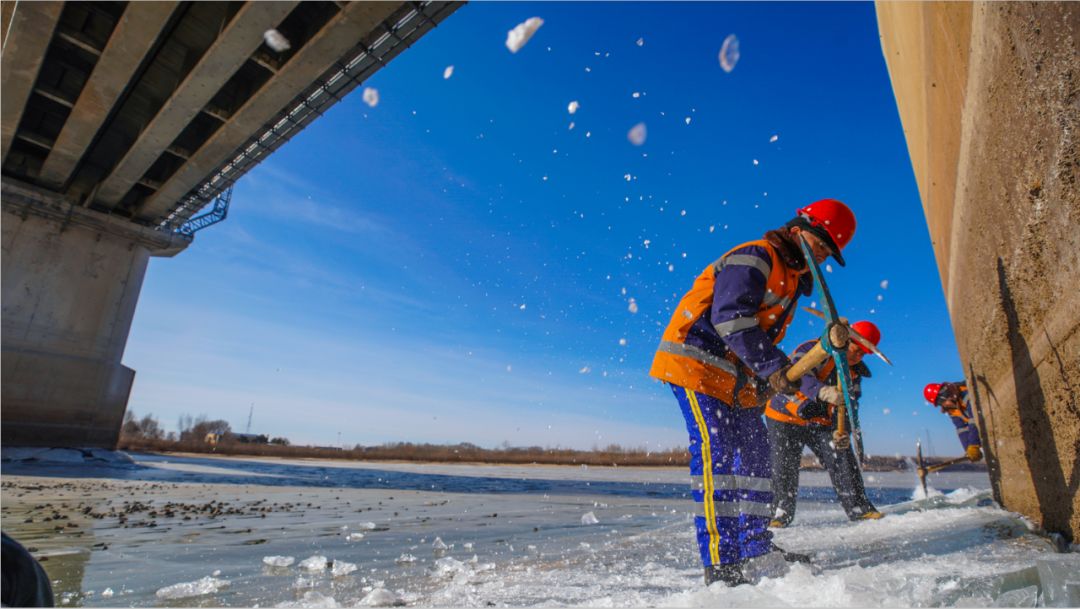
xmin=1 ymin=1 xmax=461 ymax=447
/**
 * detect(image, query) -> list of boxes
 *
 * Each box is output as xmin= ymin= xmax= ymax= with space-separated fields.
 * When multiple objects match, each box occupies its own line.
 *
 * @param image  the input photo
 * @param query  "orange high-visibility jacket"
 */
xmin=650 ymin=239 xmax=808 ymax=407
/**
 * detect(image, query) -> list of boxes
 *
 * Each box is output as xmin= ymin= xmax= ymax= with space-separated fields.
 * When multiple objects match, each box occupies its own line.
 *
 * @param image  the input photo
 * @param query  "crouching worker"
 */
xmin=649 ymin=199 xmax=856 ymax=587
xmin=923 ymin=382 xmax=983 ymax=462
xmin=766 ymin=321 xmax=883 ymax=528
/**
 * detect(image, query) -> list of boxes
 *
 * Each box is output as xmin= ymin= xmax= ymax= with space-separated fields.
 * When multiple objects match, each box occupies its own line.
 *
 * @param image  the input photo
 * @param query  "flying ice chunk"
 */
xmin=299 ymin=555 xmax=328 ymax=571
xmin=331 ymin=560 xmax=358 ymax=577
xmin=718 ymin=34 xmax=740 ymax=72
xmin=618 ymin=338 xmax=627 ymax=346
xmin=636 ymin=37 xmax=644 ymax=47
xmin=579 ymin=366 xmax=590 ymax=374
xmin=362 ymin=87 xmax=379 ymax=108
xmin=506 ymin=17 xmax=543 ymax=53
xmin=155 ymin=577 xmax=229 ymax=600
xmin=883 ymin=408 xmax=891 ymax=415
xmin=263 ymin=29 xmax=291 ymax=52
xmin=770 ymin=134 xmax=779 ymax=143
xmin=628 ymin=298 xmax=638 ymax=314
xmin=685 ymin=117 xmax=691 ymax=125
xmin=825 ymin=264 xmax=833 ymax=273
xmin=568 ymin=100 xmax=579 ymax=114
xmin=627 ymin=122 xmax=647 ymax=146
xmin=581 ymin=511 xmax=600 ymax=525
xmin=360 ymin=588 xmax=401 ymax=607
xmin=881 ymin=279 xmax=890 ymax=289
xmin=263 ymin=555 xmax=296 ymax=568
xmin=443 ymin=65 xmax=454 ymax=79
xmin=100 ymin=589 xmax=114 ymax=599
xmin=753 ymin=159 xmax=759 ymax=166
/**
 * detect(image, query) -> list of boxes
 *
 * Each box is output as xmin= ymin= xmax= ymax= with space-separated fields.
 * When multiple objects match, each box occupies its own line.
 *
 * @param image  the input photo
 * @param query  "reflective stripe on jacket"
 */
xmin=766 ymin=340 xmax=870 ymax=427
xmin=650 ymin=239 xmax=810 ymax=407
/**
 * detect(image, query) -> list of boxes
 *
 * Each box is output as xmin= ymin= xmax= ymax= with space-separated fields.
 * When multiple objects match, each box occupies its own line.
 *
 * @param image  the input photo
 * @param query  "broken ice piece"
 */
xmin=362 ymin=87 xmax=379 ymax=108
xmin=627 ymin=122 xmax=647 ymax=146
xmin=718 ymin=34 xmax=740 ymax=72
xmin=506 ymin=17 xmax=543 ymax=53
xmin=263 ymin=29 xmax=291 ymax=52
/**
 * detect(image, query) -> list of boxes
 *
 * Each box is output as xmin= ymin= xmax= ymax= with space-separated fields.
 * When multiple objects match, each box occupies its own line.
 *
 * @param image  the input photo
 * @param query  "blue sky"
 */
xmin=124 ymin=2 xmax=967 ymax=457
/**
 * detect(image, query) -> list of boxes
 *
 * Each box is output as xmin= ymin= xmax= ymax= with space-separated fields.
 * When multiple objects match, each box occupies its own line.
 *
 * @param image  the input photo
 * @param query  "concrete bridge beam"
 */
xmin=36 ymin=2 xmax=181 ymax=190
xmin=94 ymin=1 xmax=300 ymax=208
xmin=0 ymin=2 xmax=63 ymax=162
xmin=135 ymin=1 xmax=401 ymax=223
xmin=1 ymin=178 xmax=188 ymax=447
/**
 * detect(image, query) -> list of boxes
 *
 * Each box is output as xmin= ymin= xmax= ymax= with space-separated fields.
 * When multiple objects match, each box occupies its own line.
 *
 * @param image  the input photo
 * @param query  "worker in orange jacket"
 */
xmin=650 ymin=199 xmax=856 ymax=587
xmin=923 ymin=382 xmax=983 ymax=461
xmin=766 ymin=321 xmax=884 ymax=528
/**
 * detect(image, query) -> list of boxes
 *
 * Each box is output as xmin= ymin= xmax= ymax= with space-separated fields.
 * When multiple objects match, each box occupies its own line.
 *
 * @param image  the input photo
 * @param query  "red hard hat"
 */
xmin=923 ymin=383 xmax=941 ymax=405
xmin=797 ymin=199 xmax=856 ymax=266
xmin=850 ymin=321 xmax=880 ymax=354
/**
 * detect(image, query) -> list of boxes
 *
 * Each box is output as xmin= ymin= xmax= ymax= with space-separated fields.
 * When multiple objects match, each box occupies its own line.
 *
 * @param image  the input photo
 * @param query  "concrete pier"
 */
xmin=1 ymin=179 xmax=188 ymax=447
xmin=876 ymin=1 xmax=1080 ymax=542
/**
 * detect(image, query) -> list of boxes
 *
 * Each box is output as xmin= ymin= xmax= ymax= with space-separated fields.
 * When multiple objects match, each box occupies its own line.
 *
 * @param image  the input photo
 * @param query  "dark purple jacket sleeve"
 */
xmin=710 ymin=245 xmax=790 ymax=380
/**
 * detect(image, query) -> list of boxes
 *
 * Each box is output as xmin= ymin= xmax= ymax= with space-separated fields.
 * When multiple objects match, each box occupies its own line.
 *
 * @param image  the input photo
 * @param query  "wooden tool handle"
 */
xmin=785 ymin=340 xmax=830 ymax=382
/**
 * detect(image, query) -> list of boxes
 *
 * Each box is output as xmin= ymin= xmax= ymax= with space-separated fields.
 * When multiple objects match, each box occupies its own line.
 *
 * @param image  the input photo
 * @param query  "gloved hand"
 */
xmin=768 ymin=366 xmax=800 ymax=395
xmin=833 ymin=431 xmax=850 ymax=450
xmin=817 ymin=386 xmax=843 ymax=405
xmin=966 ymin=445 xmax=983 ymax=462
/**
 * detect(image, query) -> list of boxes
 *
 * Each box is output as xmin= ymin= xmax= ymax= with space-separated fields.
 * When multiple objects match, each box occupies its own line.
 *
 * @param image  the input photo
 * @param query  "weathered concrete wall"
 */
xmin=876 ymin=2 xmax=1080 ymax=542
xmin=1 ymin=179 xmax=188 ymax=447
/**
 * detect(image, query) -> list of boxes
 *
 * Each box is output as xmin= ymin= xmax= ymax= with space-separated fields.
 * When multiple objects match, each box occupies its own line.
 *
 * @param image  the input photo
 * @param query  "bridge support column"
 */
xmin=1 ymin=178 xmax=189 ymax=448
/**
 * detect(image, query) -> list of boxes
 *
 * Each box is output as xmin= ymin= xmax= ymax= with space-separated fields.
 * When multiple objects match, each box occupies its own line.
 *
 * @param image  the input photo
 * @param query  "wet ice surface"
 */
xmin=1 ymin=453 xmax=1068 ymax=607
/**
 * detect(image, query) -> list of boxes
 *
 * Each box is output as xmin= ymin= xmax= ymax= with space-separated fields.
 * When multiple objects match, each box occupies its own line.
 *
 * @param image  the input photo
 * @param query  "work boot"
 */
xmin=854 ymin=510 xmax=884 ymax=521
xmin=769 ymin=518 xmax=789 ymax=529
xmin=769 ymin=543 xmax=812 ymax=564
xmin=704 ymin=563 xmax=750 ymax=587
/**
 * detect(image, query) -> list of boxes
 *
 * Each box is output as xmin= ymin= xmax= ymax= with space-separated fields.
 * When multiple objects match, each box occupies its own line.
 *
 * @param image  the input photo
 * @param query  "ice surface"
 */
xmin=628 ymin=122 xmax=647 ymax=146
xmin=264 ymin=555 xmax=296 ymax=568
xmin=155 ymin=576 xmax=228 ymax=599
xmin=263 ymin=29 xmax=290 ymax=52
xmin=992 ymin=585 xmax=1038 ymax=607
xmin=506 ymin=17 xmax=543 ymax=53
xmin=331 ymin=560 xmax=358 ymax=577
xmin=1036 ymin=556 xmax=1080 ymax=607
xmin=719 ymin=34 xmax=740 ymax=72
xmin=362 ymin=88 xmax=379 ymax=108
xmin=277 ymin=591 xmax=339 ymax=608
xmin=299 ymin=555 xmax=328 ymax=571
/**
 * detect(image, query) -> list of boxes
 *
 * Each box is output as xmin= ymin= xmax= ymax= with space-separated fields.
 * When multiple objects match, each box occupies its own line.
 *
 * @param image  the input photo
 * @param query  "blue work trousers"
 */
xmin=671 ymin=384 xmax=773 ymax=566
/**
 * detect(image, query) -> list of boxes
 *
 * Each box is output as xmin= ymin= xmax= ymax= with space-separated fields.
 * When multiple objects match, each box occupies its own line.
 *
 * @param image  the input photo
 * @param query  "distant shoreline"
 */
xmin=117 ymin=438 xmax=988 ymax=472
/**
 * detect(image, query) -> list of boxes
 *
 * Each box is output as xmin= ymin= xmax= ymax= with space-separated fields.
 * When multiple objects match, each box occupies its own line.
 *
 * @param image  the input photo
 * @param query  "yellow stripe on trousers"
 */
xmin=687 ymin=389 xmax=721 ymax=565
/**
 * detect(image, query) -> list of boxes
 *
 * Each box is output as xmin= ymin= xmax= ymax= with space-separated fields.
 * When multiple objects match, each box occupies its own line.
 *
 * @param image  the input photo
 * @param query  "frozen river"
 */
xmin=1 ymin=451 xmax=1074 ymax=607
